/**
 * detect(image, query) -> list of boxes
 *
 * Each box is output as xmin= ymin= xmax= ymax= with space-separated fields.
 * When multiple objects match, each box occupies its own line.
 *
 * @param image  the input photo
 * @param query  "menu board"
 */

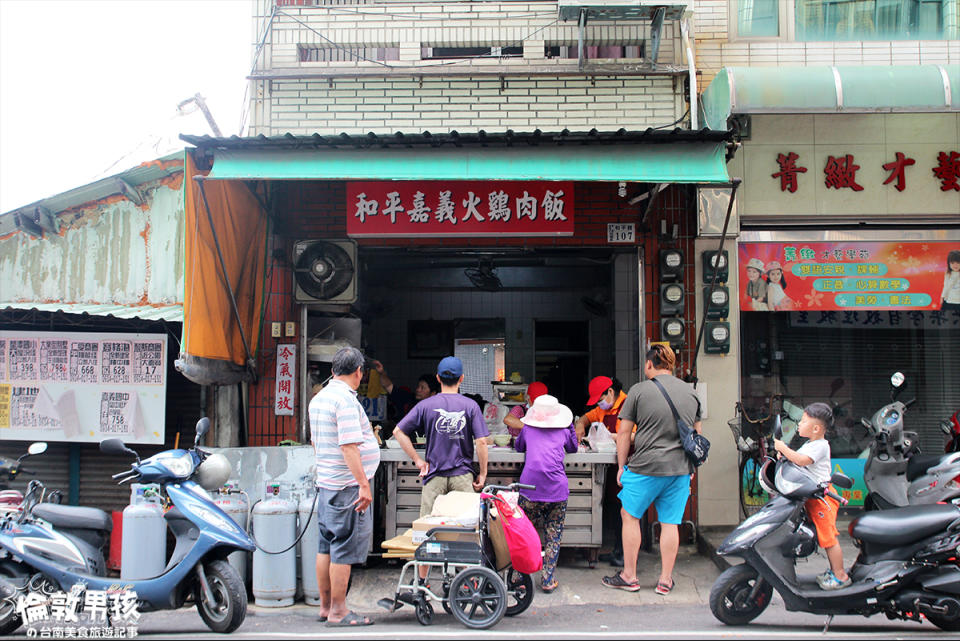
xmin=0 ymin=331 xmax=166 ymax=444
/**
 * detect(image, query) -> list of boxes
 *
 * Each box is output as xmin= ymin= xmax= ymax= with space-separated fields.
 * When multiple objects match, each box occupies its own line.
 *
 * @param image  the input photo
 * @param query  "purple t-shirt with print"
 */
xmin=514 ymin=423 xmax=578 ymax=502
xmin=396 ymin=393 xmax=489 ymax=482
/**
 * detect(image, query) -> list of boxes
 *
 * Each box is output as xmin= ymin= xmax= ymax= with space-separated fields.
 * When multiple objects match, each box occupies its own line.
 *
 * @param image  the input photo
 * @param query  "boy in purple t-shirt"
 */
xmin=394 ymin=356 xmax=490 ymax=518
xmin=514 ymin=394 xmax=577 ymax=593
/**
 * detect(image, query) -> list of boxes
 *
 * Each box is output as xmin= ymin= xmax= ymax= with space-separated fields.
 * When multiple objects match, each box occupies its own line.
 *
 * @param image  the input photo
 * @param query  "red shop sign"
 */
xmin=346 ymin=181 xmax=574 ymax=237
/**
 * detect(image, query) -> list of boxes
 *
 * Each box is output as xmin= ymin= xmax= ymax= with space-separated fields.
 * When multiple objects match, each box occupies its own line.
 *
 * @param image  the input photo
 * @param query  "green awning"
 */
xmin=205 ymin=143 xmax=730 ymax=184
xmin=701 ymin=65 xmax=960 ymax=130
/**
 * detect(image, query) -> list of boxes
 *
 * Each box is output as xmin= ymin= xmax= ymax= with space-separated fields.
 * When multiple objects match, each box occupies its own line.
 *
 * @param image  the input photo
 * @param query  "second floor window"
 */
xmin=735 ymin=0 xmax=955 ymax=40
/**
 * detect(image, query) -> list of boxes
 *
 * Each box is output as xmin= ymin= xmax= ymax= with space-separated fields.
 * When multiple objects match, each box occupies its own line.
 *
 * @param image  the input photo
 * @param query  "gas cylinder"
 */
xmin=297 ymin=492 xmax=321 ymax=605
xmin=252 ymin=484 xmax=297 ymax=607
xmin=120 ymin=485 xmax=165 ymax=580
xmin=213 ymin=485 xmax=250 ymax=584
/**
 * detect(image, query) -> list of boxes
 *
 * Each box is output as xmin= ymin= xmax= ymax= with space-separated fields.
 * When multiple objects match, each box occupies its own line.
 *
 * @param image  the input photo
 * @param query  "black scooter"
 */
xmin=710 ymin=418 xmax=960 ymax=632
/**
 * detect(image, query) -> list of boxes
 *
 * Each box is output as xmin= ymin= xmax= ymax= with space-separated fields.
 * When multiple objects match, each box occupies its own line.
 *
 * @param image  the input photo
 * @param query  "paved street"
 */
xmin=4 ymin=546 xmax=950 ymax=638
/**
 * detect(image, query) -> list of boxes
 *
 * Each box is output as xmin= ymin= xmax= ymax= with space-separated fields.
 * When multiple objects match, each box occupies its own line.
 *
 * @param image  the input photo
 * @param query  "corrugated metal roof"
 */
xmin=0 ymin=151 xmax=185 ymax=235
xmin=701 ymin=65 xmax=960 ymax=130
xmin=0 ymin=302 xmax=183 ymax=322
xmin=181 ymin=127 xmax=734 ymax=152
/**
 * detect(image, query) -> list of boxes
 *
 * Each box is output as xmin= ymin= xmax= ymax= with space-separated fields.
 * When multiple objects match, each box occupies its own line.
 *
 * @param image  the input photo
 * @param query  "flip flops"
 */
xmin=541 ymin=579 xmax=559 ymax=593
xmin=326 ymin=611 xmax=375 ymax=627
xmin=601 ymin=572 xmax=641 ymax=592
xmin=655 ymin=578 xmax=675 ymax=595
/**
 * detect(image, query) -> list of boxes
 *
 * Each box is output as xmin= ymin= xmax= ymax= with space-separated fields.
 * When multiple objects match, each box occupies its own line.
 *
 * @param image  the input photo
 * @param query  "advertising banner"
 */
xmin=739 ymin=241 xmax=960 ymax=313
xmin=0 ymin=331 xmax=167 ymax=444
xmin=346 ymin=181 xmax=574 ymax=237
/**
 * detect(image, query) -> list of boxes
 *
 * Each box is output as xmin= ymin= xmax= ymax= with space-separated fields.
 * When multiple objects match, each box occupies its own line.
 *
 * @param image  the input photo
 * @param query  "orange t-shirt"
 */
xmin=583 ymin=390 xmax=629 ymax=433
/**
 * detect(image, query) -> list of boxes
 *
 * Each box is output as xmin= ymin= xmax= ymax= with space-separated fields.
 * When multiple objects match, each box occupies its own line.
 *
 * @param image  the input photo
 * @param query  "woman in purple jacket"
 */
xmin=513 ymin=394 xmax=578 ymax=593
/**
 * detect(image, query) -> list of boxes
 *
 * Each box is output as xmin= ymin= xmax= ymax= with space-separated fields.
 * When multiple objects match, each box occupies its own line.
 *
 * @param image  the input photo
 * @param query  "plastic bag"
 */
xmin=490 ymin=495 xmax=543 ymax=574
xmin=587 ymin=421 xmax=617 ymax=452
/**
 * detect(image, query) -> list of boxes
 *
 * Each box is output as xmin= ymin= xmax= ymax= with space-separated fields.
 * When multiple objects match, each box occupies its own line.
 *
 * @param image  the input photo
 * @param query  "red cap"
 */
xmin=587 ymin=376 xmax=613 ymax=406
xmin=526 ymin=381 xmax=547 ymax=403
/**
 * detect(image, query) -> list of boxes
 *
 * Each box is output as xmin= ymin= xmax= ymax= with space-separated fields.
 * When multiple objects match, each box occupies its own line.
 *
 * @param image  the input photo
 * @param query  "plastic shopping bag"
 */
xmin=490 ymin=495 xmax=543 ymax=574
xmin=587 ymin=421 xmax=617 ymax=452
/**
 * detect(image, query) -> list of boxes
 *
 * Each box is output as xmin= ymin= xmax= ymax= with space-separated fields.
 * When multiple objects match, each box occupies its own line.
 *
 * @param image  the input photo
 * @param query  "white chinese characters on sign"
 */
xmin=274 ymin=344 xmax=296 ymax=416
xmin=353 ymin=188 xmax=569 ymax=226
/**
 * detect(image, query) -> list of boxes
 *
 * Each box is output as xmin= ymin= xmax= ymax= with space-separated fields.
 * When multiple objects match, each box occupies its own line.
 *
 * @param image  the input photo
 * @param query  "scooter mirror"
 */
xmin=830 ymin=472 xmax=854 ymax=489
xmin=26 ymin=442 xmax=47 ymax=456
xmin=100 ymin=438 xmax=132 ymax=456
xmin=891 ymin=372 xmax=905 ymax=388
xmin=194 ymin=417 xmax=211 ymax=447
xmin=829 ymin=378 xmax=845 ymax=398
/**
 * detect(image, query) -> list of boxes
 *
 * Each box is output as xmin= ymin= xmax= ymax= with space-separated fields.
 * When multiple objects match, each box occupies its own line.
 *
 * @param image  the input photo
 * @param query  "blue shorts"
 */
xmin=618 ymin=468 xmax=691 ymax=524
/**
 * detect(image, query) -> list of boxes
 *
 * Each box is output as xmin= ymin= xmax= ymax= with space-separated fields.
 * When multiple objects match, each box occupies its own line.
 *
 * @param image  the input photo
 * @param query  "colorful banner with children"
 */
xmin=739 ymin=241 xmax=960 ymax=313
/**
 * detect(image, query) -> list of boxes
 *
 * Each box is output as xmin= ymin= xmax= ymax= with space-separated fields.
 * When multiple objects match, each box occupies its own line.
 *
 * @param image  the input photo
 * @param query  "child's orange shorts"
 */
xmin=804 ymin=489 xmax=840 ymax=548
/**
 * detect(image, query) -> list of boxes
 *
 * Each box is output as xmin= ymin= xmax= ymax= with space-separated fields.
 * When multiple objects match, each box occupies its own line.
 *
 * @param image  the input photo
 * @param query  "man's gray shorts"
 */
xmin=316 ymin=484 xmax=372 ymax=565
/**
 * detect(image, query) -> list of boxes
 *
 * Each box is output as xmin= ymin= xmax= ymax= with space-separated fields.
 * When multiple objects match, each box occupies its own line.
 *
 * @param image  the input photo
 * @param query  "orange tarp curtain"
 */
xmin=183 ymin=151 xmax=267 ymax=368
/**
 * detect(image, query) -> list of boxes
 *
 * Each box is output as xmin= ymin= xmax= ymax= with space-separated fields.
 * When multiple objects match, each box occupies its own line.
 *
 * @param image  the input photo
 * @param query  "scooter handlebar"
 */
xmin=904 ymin=398 xmax=917 ymax=408
xmin=826 ymin=489 xmax=848 ymax=506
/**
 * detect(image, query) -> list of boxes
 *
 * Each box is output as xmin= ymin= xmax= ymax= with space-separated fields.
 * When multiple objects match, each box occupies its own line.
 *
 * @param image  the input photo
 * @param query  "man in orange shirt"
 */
xmin=576 ymin=376 xmax=628 ymax=567
xmin=575 ymin=376 xmax=627 ymax=441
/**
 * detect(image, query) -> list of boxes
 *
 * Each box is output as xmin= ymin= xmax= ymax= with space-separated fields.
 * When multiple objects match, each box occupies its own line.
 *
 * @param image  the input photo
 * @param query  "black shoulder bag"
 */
xmin=651 ymin=378 xmax=710 ymax=467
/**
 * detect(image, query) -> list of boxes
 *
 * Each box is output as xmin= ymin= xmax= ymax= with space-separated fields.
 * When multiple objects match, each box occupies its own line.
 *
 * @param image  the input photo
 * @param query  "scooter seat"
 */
xmin=32 ymin=503 xmax=112 ymax=533
xmin=850 ymin=503 xmax=960 ymax=545
xmin=907 ymin=454 xmax=945 ymax=482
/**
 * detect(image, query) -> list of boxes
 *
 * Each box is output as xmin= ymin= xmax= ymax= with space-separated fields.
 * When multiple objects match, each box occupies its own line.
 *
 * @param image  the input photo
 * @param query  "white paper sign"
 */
xmin=274 ymin=344 xmax=296 ymax=416
xmin=0 ymin=331 xmax=166 ymax=444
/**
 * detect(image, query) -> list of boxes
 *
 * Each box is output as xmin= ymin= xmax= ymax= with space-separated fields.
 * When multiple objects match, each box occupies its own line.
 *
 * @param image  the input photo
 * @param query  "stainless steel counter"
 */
xmin=379 ymin=446 xmax=617 ymax=557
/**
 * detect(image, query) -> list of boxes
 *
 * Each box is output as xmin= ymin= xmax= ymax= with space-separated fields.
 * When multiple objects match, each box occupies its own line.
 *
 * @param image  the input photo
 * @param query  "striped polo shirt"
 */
xmin=309 ymin=378 xmax=381 ymax=490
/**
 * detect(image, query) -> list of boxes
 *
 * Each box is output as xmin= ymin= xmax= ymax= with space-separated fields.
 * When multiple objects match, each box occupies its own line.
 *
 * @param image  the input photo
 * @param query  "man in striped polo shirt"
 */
xmin=310 ymin=346 xmax=380 ymax=627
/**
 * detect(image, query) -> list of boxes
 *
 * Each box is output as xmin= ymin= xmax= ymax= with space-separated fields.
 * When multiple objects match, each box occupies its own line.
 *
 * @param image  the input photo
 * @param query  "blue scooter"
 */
xmin=0 ymin=418 xmax=254 ymax=634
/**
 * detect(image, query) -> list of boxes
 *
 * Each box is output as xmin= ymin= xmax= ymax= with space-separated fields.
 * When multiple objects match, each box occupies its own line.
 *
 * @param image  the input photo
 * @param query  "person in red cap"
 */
xmin=576 ymin=375 xmax=627 ymax=567
xmin=574 ymin=376 xmax=626 ymax=441
xmin=503 ymin=381 xmax=548 ymax=438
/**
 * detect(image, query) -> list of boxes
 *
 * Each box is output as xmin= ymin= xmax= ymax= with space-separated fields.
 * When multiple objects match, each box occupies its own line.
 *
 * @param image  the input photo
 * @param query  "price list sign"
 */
xmin=69 ymin=341 xmax=99 ymax=383
xmin=39 ymin=339 xmax=69 ymax=382
xmin=101 ymin=341 xmax=132 ymax=384
xmin=0 ymin=331 xmax=166 ymax=444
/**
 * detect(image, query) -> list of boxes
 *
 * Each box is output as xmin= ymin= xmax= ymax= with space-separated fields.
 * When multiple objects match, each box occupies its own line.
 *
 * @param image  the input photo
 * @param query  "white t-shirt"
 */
xmin=796 ymin=438 xmax=832 ymax=484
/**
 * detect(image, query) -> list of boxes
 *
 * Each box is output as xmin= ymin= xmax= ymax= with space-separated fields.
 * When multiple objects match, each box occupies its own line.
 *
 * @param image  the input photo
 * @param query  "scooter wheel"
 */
xmin=710 ymin=564 xmax=772 ymax=626
xmin=194 ymin=559 xmax=248 ymax=633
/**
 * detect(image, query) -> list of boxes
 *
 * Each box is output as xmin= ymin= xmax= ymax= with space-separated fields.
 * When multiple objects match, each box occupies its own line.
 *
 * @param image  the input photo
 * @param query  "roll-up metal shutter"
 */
xmin=742 ymin=313 xmax=960 ymax=453
xmin=0 ymin=441 xmax=71 ymax=499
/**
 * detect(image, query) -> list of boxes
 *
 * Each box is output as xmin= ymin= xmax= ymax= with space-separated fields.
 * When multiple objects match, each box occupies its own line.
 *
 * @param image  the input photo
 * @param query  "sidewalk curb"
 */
xmin=697 ymin=527 xmax=732 ymax=572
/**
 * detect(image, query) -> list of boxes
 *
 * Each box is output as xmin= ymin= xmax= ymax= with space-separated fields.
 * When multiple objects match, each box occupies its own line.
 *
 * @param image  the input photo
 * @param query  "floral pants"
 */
xmin=518 ymin=496 xmax=567 ymax=587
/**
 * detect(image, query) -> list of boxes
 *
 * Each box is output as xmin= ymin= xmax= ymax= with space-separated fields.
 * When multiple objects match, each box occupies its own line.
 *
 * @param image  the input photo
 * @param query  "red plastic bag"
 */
xmin=490 ymin=495 xmax=543 ymax=574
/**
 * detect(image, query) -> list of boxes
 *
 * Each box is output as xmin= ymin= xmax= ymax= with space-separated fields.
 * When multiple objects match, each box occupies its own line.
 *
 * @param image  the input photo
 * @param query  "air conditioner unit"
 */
xmin=293 ymin=239 xmax=358 ymax=304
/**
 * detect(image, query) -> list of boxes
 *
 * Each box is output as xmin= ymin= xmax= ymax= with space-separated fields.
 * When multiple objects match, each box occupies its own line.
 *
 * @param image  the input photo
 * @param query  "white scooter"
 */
xmin=863 ymin=372 xmax=960 ymax=510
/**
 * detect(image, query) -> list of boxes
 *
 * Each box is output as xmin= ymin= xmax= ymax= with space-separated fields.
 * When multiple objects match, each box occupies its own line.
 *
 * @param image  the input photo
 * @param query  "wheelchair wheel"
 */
xmin=415 ymin=598 xmax=434 ymax=626
xmin=448 ymin=566 xmax=506 ymax=630
xmin=504 ymin=569 xmax=533 ymax=616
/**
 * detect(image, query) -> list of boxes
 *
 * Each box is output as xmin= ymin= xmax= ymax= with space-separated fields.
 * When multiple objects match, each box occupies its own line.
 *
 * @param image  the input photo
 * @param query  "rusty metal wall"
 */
xmin=0 ymin=173 xmax=185 ymax=307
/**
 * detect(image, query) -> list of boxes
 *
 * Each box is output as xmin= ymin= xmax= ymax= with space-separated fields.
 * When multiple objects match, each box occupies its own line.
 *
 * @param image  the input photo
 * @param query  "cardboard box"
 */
xmin=411 ymin=516 xmax=478 ymax=544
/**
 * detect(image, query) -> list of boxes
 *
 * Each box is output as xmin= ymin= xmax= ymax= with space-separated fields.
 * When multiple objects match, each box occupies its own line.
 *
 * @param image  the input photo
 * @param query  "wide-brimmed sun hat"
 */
xmin=747 ymin=258 xmax=765 ymax=271
xmin=523 ymin=395 xmax=573 ymax=429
